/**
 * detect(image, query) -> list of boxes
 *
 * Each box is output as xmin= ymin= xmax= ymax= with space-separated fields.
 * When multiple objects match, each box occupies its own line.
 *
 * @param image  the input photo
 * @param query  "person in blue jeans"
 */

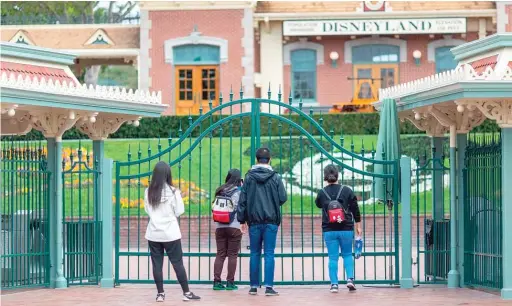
xmin=315 ymin=164 xmax=362 ymax=293
xmin=238 ymin=148 xmax=287 ymax=296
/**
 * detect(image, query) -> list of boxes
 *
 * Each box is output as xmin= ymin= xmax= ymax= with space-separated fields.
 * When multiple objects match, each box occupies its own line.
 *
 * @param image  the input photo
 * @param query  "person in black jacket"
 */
xmin=315 ymin=164 xmax=362 ymax=293
xmin=238 ymin=147 xmax=287 ymax=296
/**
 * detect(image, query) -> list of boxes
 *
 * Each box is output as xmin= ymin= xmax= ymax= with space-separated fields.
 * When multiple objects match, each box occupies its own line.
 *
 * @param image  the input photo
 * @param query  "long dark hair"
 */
xmin=147 ymin=161 xmax=174 ymax=207
xmin=215 ymin=169 xmax=242 ymax=196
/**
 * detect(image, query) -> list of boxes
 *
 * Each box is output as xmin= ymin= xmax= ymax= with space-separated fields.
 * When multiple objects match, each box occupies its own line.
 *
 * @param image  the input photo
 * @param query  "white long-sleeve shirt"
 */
xmin=144 ymin=185 xmax=185 ymax=242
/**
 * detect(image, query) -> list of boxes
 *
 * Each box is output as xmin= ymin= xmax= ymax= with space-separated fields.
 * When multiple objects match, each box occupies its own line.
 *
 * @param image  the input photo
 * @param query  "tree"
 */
xmin=1 ymin=2 xmax=95 ymax=25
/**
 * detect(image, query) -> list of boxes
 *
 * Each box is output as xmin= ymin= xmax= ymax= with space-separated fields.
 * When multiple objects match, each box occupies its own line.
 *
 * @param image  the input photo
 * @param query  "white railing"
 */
xmin=379 ymin=64 xmax=512 ymax=100
xmin=0 ymin=72 xmax=162 ymax=105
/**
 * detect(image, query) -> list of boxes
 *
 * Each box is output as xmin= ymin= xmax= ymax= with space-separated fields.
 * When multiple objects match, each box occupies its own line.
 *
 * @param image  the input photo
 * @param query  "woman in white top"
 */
xmin=144 ymin=161 xmax=201 ymax=303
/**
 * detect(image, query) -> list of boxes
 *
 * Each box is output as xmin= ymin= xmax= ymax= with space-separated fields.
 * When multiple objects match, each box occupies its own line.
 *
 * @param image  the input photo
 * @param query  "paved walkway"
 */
xmin=2 ymin=286 xmax=511 ymax=306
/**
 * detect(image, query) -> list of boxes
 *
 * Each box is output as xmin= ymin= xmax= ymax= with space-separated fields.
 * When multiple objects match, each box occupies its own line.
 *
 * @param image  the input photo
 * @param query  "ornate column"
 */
xmin=29 ymin=111 xmax=80 ymax=289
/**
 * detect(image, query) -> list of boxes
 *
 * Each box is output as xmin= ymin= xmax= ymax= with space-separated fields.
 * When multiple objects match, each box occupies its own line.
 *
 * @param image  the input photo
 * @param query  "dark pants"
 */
xmin=214 ymin=227 xmax=243 ymax=282
xmin=249 ymin=224 xmax=278 ymax=288
xmin=148 ymin=239 xmax=190 ymax=294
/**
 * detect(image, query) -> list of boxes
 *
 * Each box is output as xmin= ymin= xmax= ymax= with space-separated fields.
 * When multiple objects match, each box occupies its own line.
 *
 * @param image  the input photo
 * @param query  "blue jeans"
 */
xmin=249 ymin=224 xmax=278 ymax=288
xmin=324 ymin=230 xmax=354 ymax=285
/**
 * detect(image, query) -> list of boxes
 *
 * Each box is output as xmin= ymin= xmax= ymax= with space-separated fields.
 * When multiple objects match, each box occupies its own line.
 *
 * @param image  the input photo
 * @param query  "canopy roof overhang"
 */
xmin=374 ymin=34 xmax=512 ymax=135
xmin=0 ymin=42 xmax=166 ymax=139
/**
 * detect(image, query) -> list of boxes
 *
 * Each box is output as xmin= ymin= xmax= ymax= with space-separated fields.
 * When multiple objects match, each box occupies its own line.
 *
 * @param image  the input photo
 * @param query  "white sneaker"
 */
xmin=156 ymin=293 xmax=165 ymax=302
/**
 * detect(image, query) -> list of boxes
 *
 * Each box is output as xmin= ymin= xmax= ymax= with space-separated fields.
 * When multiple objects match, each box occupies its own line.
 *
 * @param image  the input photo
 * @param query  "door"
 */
xmin=353 ymin=64 xmax=398 ymax=103
xmin=175 ymin=66 xmax=219 ymax=115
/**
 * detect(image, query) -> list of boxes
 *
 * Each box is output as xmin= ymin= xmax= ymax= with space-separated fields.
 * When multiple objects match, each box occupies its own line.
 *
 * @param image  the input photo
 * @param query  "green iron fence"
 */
xmin=114 ymin=91 xmax=400 ymax=286
xmin=463 ymin=133 xmax=502 ymax=290
xmin=0 ymin=140 xmax=51 ymax=289
xmin=412 ymin=149 xmax=451 ymax=284
xmin=62 ymin=143 xmax=102 ymax=286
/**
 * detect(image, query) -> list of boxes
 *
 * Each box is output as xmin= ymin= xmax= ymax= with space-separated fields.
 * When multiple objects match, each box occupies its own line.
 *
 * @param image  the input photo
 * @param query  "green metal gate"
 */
xmin=114 ymin=94 xmax=400 ymax=285
xmin=412 ymin=150 xmax=451 ymax=284
xmin=463 ymin=134 xmax=502 ymax=290
xmin=62 ymin=145 xmax=102 ymax=286
xmin=1 ymin=140 xmax=51 ymax=289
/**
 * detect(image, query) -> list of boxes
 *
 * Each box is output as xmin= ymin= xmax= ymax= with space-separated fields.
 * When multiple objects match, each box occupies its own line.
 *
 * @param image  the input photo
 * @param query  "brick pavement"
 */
xmin=2 ymin=286 xmax=511 ymax=306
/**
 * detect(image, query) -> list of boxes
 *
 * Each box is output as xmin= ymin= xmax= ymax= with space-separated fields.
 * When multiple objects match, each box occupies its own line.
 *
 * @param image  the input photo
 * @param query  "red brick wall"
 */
xmin=149 ymin=9 xmax=245 ymax=115
xmin=284 ymin=34 xmax=479 ymax=108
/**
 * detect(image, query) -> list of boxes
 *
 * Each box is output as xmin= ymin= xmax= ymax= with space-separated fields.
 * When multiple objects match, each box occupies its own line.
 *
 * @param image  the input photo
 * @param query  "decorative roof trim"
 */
xmin=283 ymin=40 xmax=324 ymax=65
xmin=0 ymin=72 xmax=162 ymax=105
xmin=9 ymin=30 xmax=35 ymax=46
xmin=377 ymin=64 xmax=512 ymax=102
xmin=427 ymin=38 xmax=466 ymax=62
xmin=344 ymin=37 xmax=407 ymax=63
xmin=84 ymin=29 xmax=115 ymax=46
xmin=0 ymin=42 xmax=76 ymax=65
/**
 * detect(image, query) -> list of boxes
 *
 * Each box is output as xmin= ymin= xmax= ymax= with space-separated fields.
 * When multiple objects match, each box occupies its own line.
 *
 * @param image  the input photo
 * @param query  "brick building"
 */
xmin=138 ymin=1 xmax=511 ymax=115
xmin=2 ymin=1 xmax=512 ymax=115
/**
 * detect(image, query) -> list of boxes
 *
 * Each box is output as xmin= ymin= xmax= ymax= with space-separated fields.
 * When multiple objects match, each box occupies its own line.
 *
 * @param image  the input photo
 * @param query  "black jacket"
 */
xmin=237 ymin=166 xmax=287 ymax=226
xmin=315 ymin=184 xmax=361 ymax=232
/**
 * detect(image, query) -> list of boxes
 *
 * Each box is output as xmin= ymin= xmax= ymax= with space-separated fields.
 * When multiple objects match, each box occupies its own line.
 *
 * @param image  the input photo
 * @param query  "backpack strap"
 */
xmin=322 ymin=185 xmax=345 ymax=201
xmin=321 ymin=188 xmax=332 ymax=201
xmin=335 ymin=185 xmax=344 ymax=201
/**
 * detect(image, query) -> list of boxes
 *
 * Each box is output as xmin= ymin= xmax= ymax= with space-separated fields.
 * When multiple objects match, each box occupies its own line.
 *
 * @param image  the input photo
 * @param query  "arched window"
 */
xmin=435 ymin=46 xmax=458 ymax=73
xmin=291 ymin=49 xmax=317 ymax=102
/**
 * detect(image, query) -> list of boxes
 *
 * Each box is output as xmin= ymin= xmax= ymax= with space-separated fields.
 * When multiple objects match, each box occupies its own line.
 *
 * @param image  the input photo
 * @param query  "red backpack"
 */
xmin=322 ymin=186 xmax=353 ymax=224
xmin=211 ymin=195 xmax=236 ymax=224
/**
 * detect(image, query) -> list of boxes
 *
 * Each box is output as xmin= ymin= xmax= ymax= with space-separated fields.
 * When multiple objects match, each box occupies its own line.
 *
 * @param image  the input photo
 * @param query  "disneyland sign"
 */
xmin=283 ymin=18 xmax=466 ymax=36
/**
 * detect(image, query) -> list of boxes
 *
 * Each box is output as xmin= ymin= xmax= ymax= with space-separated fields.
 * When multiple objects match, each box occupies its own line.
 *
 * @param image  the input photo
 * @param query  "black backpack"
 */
xmin=322 ymin=185 xmax=353 ymax=224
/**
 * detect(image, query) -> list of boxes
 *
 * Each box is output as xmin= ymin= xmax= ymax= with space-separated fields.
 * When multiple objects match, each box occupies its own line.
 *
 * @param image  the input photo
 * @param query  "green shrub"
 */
xmin=1 ymin=113 xmax=500 ymax=141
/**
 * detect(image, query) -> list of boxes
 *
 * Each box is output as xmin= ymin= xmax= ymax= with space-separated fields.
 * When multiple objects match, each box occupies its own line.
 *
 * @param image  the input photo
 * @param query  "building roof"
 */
xmin=255 ymin=1 xmax=495 ymax=13
xmin=0 ymin=24 xmax=140 ymax=53
xmin=254 ymin=1 xmax=496 ymax=20
xmin=0 ymin=61 xmax=78 ymax=85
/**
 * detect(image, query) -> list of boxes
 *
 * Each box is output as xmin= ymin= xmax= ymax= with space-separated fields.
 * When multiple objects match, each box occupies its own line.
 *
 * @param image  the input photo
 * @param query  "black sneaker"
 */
xmin=330 ymin=284 xmax=339 ymax=293
xmin=346 ymin=279 xmax=356 ymax=292
xmin=249 ymin=287 xmax=258 ymax=295
xmin=183 ymin=292 xmax=201 ymax=301
xmin=156 ymin=293 xmax=165 ymax=302
xmin=265 ymin=287 xmax=279 ymax=296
